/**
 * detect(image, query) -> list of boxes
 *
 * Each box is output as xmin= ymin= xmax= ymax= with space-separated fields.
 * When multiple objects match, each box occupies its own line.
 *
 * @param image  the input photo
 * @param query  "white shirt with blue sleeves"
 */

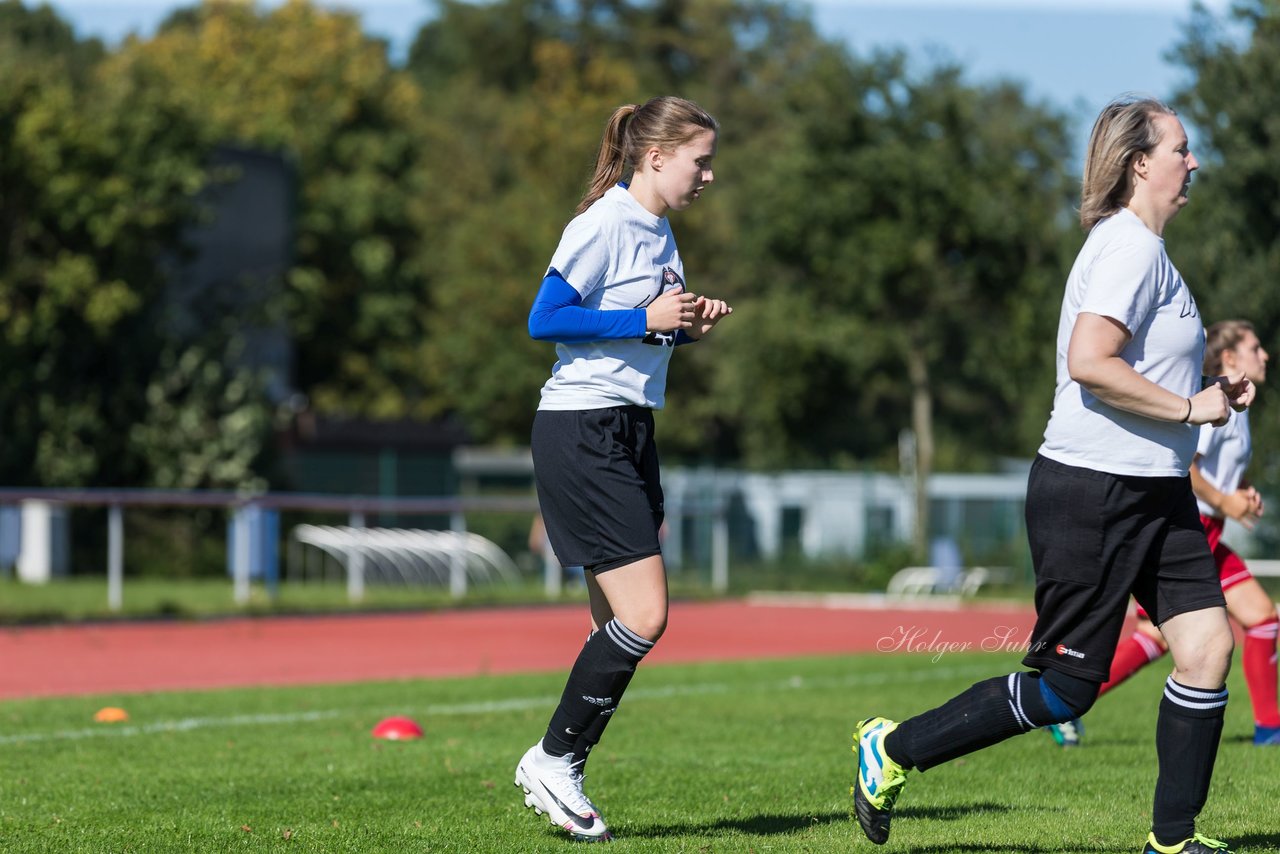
xmin=538 ymin=184 xmax=685 ymax=411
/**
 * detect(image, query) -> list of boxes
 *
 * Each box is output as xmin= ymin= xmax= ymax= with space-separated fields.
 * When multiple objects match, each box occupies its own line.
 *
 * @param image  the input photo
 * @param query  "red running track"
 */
xmin=0 ymin=597 xmax=1041 ymax=700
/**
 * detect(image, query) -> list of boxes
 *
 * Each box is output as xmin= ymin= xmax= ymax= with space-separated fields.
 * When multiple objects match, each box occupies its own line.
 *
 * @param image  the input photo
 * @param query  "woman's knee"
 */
xmin=639 ymin=614 xmax=668 ymax=642
xmin=618 ymin=609 xmax=667 ymax=642
xmin=1170 ymin=619 xmax=1234 ymax=680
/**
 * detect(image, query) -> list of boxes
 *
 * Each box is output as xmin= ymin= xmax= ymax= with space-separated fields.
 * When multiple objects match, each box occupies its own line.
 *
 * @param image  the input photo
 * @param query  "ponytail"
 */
xmin=574 ymin=96 xmax=718 ymax=216
xmin=576 ymin=105 xmax=638 ymax=215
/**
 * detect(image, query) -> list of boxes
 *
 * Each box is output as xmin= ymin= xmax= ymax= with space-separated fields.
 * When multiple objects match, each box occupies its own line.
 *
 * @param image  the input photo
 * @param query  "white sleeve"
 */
xmin=1196 ymin=422 xmax=1218 ymax=457
xmin=547 ymin=217 xmax=611 ymax=299
xmin=1078 ymin=239 xmax=1161 ymax=336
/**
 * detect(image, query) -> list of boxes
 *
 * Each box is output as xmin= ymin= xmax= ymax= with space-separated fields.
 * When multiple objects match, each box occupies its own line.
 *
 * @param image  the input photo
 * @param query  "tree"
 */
xmin=0 ymin=0 xmax=104 ymax=81
xmin=108 ymin=0 xmax=435 ymax=421
xmin=0 ymin=7 xmax=234 ymax=486
xmin=1169 ymin=0 xmax=1280 ymax=503
xmin=710 ymin=56 xmax=1074 ymax=550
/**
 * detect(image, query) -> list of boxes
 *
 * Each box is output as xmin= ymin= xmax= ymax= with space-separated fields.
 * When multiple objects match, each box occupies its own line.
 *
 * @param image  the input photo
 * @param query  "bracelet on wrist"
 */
xmin=1180 ymin=398 xmax=1193 ymax=423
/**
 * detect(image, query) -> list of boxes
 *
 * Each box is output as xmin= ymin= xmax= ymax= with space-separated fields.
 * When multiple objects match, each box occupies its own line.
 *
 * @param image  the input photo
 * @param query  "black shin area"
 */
xmin=886 ymin=670 xmax=1099 ymax=771
xmin=542 ymin=619 xmax=654 ymax=758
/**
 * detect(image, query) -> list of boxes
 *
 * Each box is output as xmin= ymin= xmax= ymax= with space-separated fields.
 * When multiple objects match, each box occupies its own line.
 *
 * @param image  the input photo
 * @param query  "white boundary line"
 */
xmin=0 ymin=664 xmax=997 ymax=748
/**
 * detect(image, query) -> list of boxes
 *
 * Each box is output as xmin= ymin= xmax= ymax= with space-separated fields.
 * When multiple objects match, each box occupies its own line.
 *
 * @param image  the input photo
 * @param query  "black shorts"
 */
xmin=531 ymin=406 xmax=664 ymax=574
xmin=1021 ymin=455 xmax=1224 ymax=682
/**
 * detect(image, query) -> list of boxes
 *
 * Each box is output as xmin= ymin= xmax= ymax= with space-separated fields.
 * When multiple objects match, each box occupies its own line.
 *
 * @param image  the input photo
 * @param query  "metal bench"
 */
xmin=887 ymin=565 xmax=991 ymax=598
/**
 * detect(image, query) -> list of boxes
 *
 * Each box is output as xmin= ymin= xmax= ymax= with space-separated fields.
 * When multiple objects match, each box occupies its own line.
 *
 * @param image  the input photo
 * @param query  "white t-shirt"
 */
xmin=1038 ymin=208 xmax=1205 ymax=476
xmin=1195 ymin=408 xmax=1251 ymax=517
xmin=537 ymin=185 xmax=684 ymax=411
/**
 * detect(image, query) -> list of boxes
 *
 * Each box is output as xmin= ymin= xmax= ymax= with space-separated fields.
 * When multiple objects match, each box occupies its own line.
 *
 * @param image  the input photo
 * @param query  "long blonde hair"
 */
xmin=1079 ymin=95 xmax=1177 ymax=231
xmin=1204 ymin=320 xmax=1256 ymax=375
xmin=575 ymin=96 xmax=718 ymax=216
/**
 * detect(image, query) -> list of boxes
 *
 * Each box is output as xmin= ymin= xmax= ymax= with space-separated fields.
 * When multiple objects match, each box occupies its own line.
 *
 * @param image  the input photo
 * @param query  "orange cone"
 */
xmin=94 ymin=707 xmax=129 ymax=723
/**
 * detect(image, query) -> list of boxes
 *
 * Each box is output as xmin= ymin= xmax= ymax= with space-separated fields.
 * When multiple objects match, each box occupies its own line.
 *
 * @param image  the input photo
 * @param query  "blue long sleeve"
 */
xmin=528 ymin=271 xmax=647 ymax=343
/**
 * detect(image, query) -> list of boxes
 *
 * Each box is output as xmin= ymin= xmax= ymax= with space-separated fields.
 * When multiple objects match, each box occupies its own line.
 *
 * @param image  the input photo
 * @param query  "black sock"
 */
xmin=571 ymin=670 xmax=636 ymax=766
xmin=1152 ymin=677 xmax=1227 ymax=845
xmin=886 ymin=674 xmax=1049 ymax=772
xmin=542 ymin=619 xmax=654 ymax=759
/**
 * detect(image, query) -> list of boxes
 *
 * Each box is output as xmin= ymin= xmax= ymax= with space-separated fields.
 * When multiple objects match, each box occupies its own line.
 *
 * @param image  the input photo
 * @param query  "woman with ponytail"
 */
xmin=515 ymin=96 xmax=731 ymax=842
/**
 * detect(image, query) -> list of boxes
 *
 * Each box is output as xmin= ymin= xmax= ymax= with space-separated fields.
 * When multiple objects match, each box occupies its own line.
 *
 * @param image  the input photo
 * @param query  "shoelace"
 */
xmin=878 ymin=767 xmax=907 ymax=808
xmin=568 ymin=770 xmax=600 ymax=812
xmin=1191 ymin=834 xmax=1231 ymax=852
xmin=546 ymin=762 xmax=595 ymax=816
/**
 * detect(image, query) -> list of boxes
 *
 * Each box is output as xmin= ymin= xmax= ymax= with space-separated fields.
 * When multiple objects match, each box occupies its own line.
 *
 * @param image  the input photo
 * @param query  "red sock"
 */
xmin=1243 ymin=617 xmax=1280 ymax=727
xmin=1099 ymin=632 xmax=1167 ymax=697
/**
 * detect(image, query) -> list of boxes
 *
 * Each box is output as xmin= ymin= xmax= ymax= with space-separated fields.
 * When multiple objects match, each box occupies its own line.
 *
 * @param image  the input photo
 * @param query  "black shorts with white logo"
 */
xmin=531 ymin=405 xmax=664 ymax=574
xmin=1021 ymin=454 xmax=1224 ymax=682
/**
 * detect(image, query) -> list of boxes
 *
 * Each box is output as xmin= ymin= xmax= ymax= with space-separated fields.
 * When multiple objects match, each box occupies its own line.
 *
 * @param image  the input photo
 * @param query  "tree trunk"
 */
xmin=906 ymin=347 xmax=933 ymax=559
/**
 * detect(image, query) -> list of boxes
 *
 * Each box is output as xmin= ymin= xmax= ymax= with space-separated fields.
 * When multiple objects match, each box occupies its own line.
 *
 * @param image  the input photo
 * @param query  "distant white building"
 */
xmin=662 ymin=463 xmax=1261 ymax=571
xmin=662 ymin=464 xmax=1029 ymax=569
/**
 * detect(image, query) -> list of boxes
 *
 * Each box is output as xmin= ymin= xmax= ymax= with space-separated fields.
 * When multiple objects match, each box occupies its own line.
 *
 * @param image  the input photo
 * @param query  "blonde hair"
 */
xmin=1079 ymin=95 xmax=1177 ymax=231
xmin=575 ymin=96 xmax=719 ymax=215
xmin=1204 ymin=320 xmax=1256 ymax=375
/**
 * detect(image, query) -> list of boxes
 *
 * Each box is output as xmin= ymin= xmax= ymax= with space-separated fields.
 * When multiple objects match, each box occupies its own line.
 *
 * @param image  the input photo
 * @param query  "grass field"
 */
xmin=2 ymin=651 xmax=1278 ymax=853
xmin=0 ymin=552 xmax=1034 ymax=623
xmin=0 ymin=577 xmax=723 ymax=624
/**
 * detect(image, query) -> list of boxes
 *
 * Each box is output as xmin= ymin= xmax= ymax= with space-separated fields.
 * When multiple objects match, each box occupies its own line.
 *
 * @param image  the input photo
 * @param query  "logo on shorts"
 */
xmin=1055 ymin=644 xmax=1085 ymax=659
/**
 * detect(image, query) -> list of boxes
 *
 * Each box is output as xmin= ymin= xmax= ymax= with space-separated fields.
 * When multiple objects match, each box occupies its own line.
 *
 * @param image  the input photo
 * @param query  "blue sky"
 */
xmin=44 ymin=0 xmax=1233 ymax=151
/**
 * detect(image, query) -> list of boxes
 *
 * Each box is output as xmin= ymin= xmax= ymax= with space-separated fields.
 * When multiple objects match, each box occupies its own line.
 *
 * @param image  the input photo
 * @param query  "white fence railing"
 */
xmin=0 ymin=487 xmax=731 ymax=610
xmin=289 ymin=525 xmax=519 ymax=600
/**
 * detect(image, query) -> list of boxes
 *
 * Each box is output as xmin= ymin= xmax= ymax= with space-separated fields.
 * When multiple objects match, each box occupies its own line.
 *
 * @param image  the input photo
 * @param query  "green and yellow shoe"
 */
xmin=1141 ymin=831 xmax=1233 ymax=853
xmin=852 ymin=717 xmax=909 ymax=845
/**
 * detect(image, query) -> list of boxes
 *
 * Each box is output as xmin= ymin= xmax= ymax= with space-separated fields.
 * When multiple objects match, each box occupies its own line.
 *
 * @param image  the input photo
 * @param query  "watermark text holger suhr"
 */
xmin=878 ymin=625 xmax=1049 ymax=663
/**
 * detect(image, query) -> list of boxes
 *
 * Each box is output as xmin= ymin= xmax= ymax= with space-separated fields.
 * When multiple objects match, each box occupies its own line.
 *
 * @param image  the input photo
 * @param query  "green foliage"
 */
xmin=110 ymin=0 xmax=435 ymax=421
xmin=32 ymin=0 xmax=1280 ymax=494
xmin=710 ymin=60 xmax=1074 ymax=469
xmin=0 ymin=0 xmax=104 ymax=82
xmin=0 ymin=7 xmax=222 ymax=486
xmin=1170 ymin=0 xmax=1280 ymax=495
xmin=129 ymin=341 xmax=273 ymax=492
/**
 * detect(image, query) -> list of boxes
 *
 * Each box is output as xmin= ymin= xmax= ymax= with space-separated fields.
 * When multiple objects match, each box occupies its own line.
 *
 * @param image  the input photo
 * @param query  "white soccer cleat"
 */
xmin=514 ymin=742 xmax=612 ymax=842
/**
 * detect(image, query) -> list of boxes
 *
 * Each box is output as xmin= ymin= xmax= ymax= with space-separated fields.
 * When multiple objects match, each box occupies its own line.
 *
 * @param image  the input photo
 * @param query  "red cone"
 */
xmin=372 ymin=716 xmax=424 ymax=740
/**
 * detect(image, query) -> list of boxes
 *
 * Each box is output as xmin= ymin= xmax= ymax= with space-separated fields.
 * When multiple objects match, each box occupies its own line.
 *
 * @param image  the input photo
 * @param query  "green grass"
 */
xmin=0 ymin=576 xmax=737 ymax=624
xmin=0 ymin=577 xmax=598 ymax=623
xmin=2 ymin=651 xmax=1278 ymax=853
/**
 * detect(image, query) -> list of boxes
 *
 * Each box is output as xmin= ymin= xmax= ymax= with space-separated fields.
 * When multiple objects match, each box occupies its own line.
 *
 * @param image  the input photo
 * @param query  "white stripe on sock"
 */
xmin=1006 ymin=673 xmax=1033 ymax=731
xmin=604 ymin=619 xmax=653 ymax=659
xmin=1245 ymin=621 xmax=1279 ymax=639
xmin=1164 ymin=676 xmax=1228 ymax=711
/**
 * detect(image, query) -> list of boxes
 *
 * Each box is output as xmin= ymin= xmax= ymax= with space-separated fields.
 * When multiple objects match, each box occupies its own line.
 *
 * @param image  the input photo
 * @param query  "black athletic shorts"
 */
xmin=531 ymin=405 xmax=664 ymax=574
xmin=1021 ymin=454 xmax=1225 ymax=682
